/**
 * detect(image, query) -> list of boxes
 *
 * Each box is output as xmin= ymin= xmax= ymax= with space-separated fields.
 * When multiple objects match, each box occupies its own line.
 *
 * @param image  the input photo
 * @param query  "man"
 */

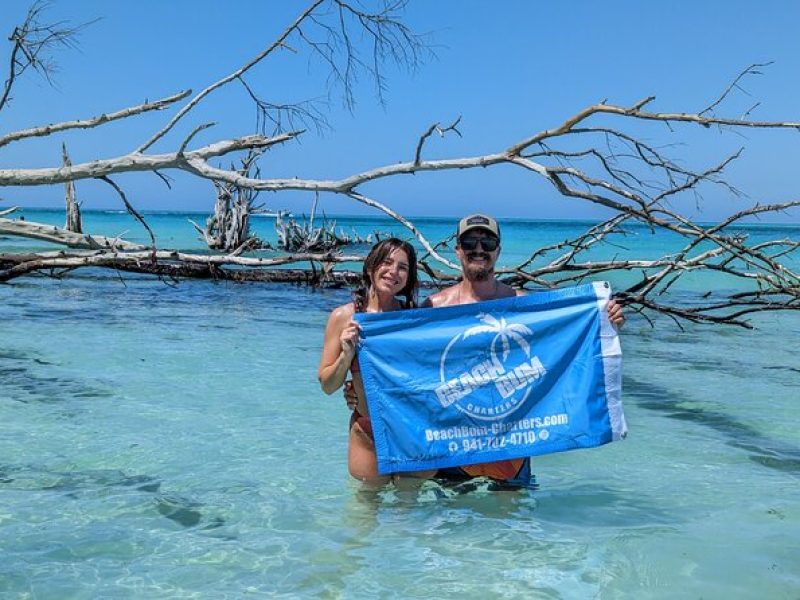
xmin=418 ymin=214 xmax=531 ymax=481
xmin=424 ymin=213 xmax=624 ymax=320
xmin=424 ymin=214 xmax=518 ymax=308
xmin=346 ymin=213 xmax=625 ymax=483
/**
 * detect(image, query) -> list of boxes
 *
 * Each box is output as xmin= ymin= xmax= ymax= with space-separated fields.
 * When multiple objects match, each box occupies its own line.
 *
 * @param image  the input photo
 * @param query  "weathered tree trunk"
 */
xmin=206 ymin=182 xmax=232 ymax=249
xmin=192 ymin=150 xmax=264 ymax=252
xmin=0 ymin=231 xmax=367 ymax=284
xmin=62 ymin=143 xmax=82 ymax=233
xmin=200 ymin=183 xmax=256 ymax=252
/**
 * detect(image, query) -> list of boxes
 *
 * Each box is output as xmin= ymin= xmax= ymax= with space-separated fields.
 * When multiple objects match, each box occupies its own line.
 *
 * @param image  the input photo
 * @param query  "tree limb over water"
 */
xmin=0 ymin=3 xmax=798 ymax=327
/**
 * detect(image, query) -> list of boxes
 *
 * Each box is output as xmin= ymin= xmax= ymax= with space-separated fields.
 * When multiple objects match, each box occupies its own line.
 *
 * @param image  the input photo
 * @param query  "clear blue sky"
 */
xmin=2 ymin=0 xmax=800 ymax=222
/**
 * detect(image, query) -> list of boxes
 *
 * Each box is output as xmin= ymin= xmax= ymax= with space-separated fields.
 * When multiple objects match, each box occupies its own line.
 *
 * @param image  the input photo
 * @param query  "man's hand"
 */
xmin=343 ymin=379 xmax=358 ymax=411
xmin=607 ymin=298 xmax=625 ymax=328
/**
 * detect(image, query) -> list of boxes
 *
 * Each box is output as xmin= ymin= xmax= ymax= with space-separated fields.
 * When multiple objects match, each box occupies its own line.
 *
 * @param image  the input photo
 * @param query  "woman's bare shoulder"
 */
xmin=328 ymin=302 xmax=356 ymax=322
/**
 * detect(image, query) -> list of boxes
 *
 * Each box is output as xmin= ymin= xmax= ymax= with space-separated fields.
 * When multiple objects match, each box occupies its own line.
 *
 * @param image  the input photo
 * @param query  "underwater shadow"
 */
xmin=0 ymin=464 xmax=227 ymax=530
xmin=0 ymin=349 xmax=110 ymax=405
xmin=626 ymin=377 xmax=800 ymax=475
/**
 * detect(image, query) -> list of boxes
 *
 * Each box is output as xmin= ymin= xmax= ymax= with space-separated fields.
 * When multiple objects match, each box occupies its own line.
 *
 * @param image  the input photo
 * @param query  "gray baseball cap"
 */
xmin=456 ymin=214 xmax=500 ymax=239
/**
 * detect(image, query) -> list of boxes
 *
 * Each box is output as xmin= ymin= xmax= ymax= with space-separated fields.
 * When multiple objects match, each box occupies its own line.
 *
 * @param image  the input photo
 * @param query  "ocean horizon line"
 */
xmin=3 ymin=205 xmax=799 ymax=228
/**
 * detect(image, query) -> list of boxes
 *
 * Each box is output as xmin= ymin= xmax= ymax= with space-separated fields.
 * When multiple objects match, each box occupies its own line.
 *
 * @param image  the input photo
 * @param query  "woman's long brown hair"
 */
xmin=352 ymin=238 xmax=418 ymax=312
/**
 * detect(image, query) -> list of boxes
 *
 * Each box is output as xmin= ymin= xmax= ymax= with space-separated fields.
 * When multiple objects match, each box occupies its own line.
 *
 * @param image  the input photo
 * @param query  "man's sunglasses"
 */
xmin=459 ymin=236 xmax=499 ymax=252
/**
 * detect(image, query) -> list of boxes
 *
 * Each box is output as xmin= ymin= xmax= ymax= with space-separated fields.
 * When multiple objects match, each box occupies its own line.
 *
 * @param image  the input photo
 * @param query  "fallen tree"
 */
xmin=0 ymin=2 xmax=798 ymax=327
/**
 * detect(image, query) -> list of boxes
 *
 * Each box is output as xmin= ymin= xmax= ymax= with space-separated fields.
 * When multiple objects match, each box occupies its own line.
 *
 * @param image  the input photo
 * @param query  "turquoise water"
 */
xmin=6 ymin=208 xmax=798 ymax=286
xmin=1 ymin=211 xmax=799 ymax=598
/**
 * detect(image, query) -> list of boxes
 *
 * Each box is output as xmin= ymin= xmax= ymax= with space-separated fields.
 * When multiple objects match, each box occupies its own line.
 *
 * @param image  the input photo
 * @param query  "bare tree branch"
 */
xmin=238 ymin=75 xmax=329 ymax=136
xmin=134 ymin=0 xmax=427 ymax=152
xmin=2 ymin=1 xmax=98 ymax=113
xmin=414 ymin=116 xmax=462 ymax=165
xmin=0 ymin=217 xmax=147 ymax=250
xmin=346 ymin=190 xmax=459 ymax=269
xmin=699 ymin=62 xmax=773 ymax=117
xmin=135 ymin=0 xmax=326 ymax=152
xmin=0 ymin=247 xmax=365 ymax=283
xmin=96 ymin=176 xmax=156 ymax=250
xmin=0 ymin=3 xmax=797 ymax=328
xmin=0 ymin=133 xmax=298 ymax=186
xmin=0 ymin=90 xmax=190 ymax=149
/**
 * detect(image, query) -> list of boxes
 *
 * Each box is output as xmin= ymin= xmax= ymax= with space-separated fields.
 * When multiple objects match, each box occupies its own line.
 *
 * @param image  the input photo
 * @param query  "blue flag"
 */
xmin=354 ymin=282 xmax=626 ymax=476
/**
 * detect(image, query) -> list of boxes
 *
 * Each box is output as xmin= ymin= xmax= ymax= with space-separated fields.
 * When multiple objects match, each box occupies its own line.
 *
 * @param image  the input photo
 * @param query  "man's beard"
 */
xmin=463 ymin=253 xmax=492 ymax=281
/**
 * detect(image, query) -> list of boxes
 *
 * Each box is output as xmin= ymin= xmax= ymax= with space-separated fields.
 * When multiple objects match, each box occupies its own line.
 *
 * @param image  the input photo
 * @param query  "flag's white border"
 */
xmin=593 ymin=281 xmax=627 ymax=440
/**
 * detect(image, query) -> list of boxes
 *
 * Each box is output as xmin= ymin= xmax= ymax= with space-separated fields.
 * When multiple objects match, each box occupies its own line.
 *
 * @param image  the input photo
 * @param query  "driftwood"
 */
xmin=275 ymin=214 xmax=381 ymax=252
xmin=0 ymin=3 xmax=797 ymax=328
xmin=0 ymin=217 xmax=146 ymax=250
xmin=190 ymin=150 xmax=268 ymax=253
xmin=61 ymin=144 xmax=82 ymax=233
xmin=274 ymin=195 xmax=382 ymax=252
xmin=0 ymin=245 xmax=365 ymax=284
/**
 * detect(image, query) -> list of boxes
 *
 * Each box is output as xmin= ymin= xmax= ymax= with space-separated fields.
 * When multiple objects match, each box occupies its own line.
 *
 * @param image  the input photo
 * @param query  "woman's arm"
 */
xmin=318 ymin=304 xmax=360 ymax=395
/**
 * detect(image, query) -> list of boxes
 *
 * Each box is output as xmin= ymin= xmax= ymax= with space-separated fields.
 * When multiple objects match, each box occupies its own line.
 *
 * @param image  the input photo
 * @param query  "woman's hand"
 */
xmin=340 ymin=318 xmax=361 ymax=357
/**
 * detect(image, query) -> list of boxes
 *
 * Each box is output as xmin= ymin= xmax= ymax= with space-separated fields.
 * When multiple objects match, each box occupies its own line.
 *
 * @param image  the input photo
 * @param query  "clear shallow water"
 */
xmin=1 ymin=213 xmax=799 ymax=598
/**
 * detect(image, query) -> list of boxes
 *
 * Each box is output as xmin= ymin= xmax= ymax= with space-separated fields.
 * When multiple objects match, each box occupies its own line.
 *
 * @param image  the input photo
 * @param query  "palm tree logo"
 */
xmin=436 ymin=312 xmax=538 ymax=420
xmin=463 ymin=313 xmax=533 ymax=370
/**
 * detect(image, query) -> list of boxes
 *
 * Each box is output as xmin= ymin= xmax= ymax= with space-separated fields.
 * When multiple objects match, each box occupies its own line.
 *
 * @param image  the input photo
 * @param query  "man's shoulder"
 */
xmin=496 ymin=281 xmax=523 ymax=298
xmin=423 ymin=285 xmax=459 ymax=308
xmin=422 ymin=281 xmax=524 ymax=306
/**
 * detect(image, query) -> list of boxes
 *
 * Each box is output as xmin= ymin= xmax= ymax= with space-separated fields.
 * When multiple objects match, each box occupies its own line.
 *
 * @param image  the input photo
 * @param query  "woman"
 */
xmin=318 ymin=238 xmax=435 ymax=485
